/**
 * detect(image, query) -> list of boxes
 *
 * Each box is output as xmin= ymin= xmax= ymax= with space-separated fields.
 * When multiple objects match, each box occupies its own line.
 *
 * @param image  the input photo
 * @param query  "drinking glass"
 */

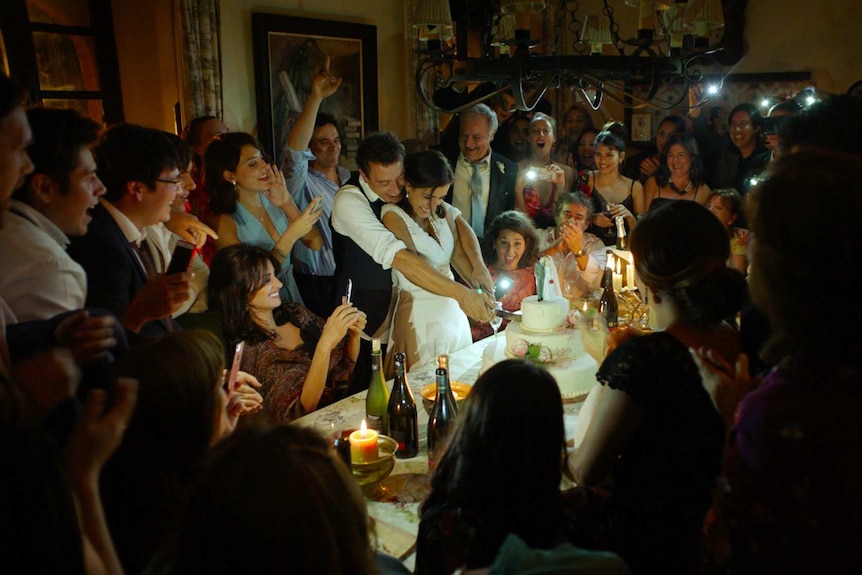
xmin=489 ymin=302 xmax=504 ymax=335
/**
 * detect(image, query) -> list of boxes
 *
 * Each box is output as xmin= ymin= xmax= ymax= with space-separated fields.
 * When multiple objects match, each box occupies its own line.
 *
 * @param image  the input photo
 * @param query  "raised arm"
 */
xmin=286 ymin=56 xmax=341 ymax=153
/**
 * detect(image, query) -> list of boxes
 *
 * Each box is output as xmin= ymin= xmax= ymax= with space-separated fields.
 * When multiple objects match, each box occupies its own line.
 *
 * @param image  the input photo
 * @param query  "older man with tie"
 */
xmin=448 ymin=103 xmax=518 ymax=241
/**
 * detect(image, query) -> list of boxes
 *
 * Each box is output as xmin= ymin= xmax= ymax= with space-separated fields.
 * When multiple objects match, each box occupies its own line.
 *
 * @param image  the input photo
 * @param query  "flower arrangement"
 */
xmin=510 ymin=339 xmax=553 ymax=364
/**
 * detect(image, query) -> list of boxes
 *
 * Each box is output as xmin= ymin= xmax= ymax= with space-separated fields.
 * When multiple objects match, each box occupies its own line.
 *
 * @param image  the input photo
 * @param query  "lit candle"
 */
xmin=613 ymin=257 xmax=623 ymax=293
xmin=638 ymin=0 xmax=655 ymax=31
xmin=626 ymin=262 xmax=636 ymax=290
xmin=349 ymin=420 xmax=379 ymax=464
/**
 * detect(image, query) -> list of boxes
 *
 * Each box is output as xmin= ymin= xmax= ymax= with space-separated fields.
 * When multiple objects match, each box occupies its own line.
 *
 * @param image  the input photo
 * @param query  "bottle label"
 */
xmin=366 ymin=414 xmax=384 ymax=433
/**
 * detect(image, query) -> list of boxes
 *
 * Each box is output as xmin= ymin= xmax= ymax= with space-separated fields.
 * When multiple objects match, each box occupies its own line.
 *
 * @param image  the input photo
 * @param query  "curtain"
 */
xmin=178 ymin=0 xmax=223 ymax=122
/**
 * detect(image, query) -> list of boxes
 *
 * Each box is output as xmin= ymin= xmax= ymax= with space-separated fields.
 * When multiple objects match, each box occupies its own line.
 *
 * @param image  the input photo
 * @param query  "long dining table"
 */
xmin=295 ymin=332 xmax=589 ymax=569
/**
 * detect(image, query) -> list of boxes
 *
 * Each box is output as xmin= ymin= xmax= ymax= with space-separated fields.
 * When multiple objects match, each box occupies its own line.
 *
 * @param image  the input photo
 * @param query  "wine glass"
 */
xmin=489 ymin=302 xmax=503 ymax=335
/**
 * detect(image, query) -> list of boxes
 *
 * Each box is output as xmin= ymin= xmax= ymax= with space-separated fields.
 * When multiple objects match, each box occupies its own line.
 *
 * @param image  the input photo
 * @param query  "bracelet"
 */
xmin=272 ymin=246 xmax=288 ymax=259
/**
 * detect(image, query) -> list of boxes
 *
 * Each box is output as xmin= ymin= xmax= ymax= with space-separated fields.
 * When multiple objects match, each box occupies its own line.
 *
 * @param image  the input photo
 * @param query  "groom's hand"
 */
xmin=458 ymin=286 xmax=495 ymax=322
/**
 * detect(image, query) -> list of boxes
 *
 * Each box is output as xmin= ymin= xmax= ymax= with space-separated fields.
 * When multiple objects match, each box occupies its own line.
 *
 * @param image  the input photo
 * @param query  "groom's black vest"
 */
xmin=331 ymin=175 xmax=394 ymax=336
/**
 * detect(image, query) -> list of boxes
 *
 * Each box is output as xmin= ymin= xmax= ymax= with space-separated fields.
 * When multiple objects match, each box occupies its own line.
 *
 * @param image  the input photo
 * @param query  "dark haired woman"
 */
xmin=635 ymin=114 xmax=688 ymax=183
xmin=205 ymin=132 xmax=323 ymax=304
xmin=101 ymin=330 xmax=262 ymax=575
xmin=641 ymin=132 xmax=711 ymax=214
xmin=694 ymin=151 xmax=862 ymax=574
xmin=382 ymin=150 xmax=483 ymax=371
xmin=471 ymin=210 xmax=540 ymax=341
xmin=155 ymin=425 xmax=383 ymax=575
xmin=584 ymin=123 xmax=641 ymax=246
xmin=183 ymin=115 xmax=227 ymax=221
xmin=567 ymin=201 xmax=746 ymax=574
xmin=208 ymin=244 xmax=365 ymax=422
xmin=417 ymin=360 xmax=629 ymax=574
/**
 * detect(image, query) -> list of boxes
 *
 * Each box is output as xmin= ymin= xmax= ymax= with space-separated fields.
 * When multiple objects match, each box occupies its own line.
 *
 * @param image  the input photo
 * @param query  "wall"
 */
xmin=732 ymin=0 xmax=862 ymax=93
xmin=111 ymin=0 xmax=181 ymax=131
xmin=108 ymin=0 xmax=862 ymax=135
xmin=219 ymin=0 xmax=408 ymax=137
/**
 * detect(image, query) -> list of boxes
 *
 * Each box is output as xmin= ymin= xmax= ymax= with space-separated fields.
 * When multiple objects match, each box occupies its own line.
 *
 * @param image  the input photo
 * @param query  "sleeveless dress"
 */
xmin=587 ymin=175 xmax=635 ymax=246
xmin=233 ymin=192 xmax=304 ymax=304
xmin=382 ymin=203 xmax=472 ymax=373
xmin=522 ymin=183 xmax=558 ymax=229
xmin=648 ymin=183 xmax=706 ymax=213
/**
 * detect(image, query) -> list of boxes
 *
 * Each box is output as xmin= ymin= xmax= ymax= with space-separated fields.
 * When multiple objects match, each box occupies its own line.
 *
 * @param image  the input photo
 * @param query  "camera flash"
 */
xmin=760 ymin=99 xmax=770 ymax=108
xmin=525 ymin=169 xmax=538 ymax=181
xmin=707 ymin=84 xmax=719 ymax=95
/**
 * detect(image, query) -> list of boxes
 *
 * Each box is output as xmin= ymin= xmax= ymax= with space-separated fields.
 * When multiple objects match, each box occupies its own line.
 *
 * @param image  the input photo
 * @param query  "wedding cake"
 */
xmin=481 ymin=257 xmax=599 ymax=401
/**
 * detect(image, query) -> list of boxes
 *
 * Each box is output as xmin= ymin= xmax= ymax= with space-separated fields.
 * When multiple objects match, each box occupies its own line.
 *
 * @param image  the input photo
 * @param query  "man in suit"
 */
xmin=447 ymin=103 xmax=518 ymax=242
xmin=67 ymin=124 xmax=191 ymax=338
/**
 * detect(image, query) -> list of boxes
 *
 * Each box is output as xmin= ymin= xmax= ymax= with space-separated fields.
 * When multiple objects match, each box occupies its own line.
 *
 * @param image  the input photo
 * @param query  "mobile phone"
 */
xmin=310 ymin=195 xmax=325 ymax=214
xmin=226 ymin=341 xmax=245 ymax=396
xmin=165 ymin=240 xmax=196 ymax=275
xmin=345 ymin=279 xmax=353 ymax=304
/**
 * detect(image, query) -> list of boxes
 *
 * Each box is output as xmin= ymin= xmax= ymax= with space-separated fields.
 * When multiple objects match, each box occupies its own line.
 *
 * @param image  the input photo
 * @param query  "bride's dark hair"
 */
xmin=398 ymin=150 xmax=454 ymax=219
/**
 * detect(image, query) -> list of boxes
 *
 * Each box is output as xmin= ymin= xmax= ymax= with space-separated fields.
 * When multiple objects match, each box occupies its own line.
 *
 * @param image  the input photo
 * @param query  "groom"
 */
xmin=331 ymin=132 xmax=494 ymax=393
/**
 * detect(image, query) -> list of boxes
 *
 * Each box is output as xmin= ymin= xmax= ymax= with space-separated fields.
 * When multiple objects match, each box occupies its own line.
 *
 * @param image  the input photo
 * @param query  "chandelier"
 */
xmin=411 ymin=0 xmax=727 ymax=114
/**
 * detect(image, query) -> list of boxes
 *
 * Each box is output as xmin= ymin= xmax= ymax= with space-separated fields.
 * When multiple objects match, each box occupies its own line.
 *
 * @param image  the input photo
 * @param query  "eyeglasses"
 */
xmin=156 ymin=177 xmax=182 ymax=189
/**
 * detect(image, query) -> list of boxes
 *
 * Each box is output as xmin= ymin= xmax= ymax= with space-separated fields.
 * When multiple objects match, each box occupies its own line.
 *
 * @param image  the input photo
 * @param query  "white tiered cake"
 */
xmin=481 ymin=258 xmax=599 ymax=401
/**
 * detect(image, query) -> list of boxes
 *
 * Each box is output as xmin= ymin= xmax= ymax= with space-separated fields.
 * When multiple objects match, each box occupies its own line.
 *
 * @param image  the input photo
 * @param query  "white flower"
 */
xmin=496 ymin=161 xmax=505 ymax=174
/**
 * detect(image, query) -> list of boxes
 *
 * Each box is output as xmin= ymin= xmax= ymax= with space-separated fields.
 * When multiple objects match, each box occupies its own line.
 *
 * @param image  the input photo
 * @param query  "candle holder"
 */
xmin=419 ymin=382 xmax=472 ymax=416
xmin=351 ymin=434 xmax=397 ymax=497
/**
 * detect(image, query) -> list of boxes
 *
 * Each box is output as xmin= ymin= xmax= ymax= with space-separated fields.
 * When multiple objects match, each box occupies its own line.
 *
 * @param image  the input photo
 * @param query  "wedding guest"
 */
xmin=640 ymin=133 xmax=711 ymax=214
xmin=206 ymin=132 xmax=324 ymax=305
xmin=208 ymin=244 xmax=365 ymax=421
xmin=153 ymin=425 xmax=385 ymax=575
xmin=584 ymin=124 xmax=640 ymax=246
xmin=505 ymin=114 xmax=531 ymax=163
xmin=706 ymin=188 xmax=748 ymax=275
xmin=538 ymin=192 xmax=606 ymax=300
xmin=472 ymin=211 xmax=539 ymax=341
xmin=694 ymin=150 xmax=862 ymax=574
xmin=183 ymin=115 xmax=228 ymax=219
xmin=635 ymin=115 xmax=688 ymax=182
xmin=567 ymin=200 xmax=746 ymax=574
xmin=514 ymin=113 xmax=576 ymax=229
xmin=568 ymin=127 xmax=598 ymax=172
xmin=100 ymin=330 xmax=262 ymax=575
xmin=417 ymin=360 xmax=629 ymax=575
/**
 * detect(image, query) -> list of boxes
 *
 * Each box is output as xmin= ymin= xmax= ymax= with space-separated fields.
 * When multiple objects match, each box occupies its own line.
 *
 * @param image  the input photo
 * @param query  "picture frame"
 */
xmin=252 ymin=13 xmax=378 ymax=166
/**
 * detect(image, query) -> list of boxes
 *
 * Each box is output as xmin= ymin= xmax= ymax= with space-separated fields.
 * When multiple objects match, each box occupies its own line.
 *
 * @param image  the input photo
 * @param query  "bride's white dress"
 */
xmin=382 ymin=203 xmax=472 ymax=372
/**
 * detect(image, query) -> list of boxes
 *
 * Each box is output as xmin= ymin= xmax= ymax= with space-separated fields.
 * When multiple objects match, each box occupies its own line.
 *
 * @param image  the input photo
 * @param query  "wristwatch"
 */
xmin=574 ymin=248 xmax=587 ymax=258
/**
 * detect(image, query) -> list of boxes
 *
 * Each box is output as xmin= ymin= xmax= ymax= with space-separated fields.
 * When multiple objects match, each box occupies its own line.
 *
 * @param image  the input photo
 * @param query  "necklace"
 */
xmin=667 ymin=179 xmax=694 ymax=196
xmin=241 ymin=198 xmax=268 ymax=224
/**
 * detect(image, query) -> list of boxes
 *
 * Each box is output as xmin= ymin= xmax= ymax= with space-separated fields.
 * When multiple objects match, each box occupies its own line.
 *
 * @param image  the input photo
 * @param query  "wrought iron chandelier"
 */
xmin=412 ymin=0 xmax=728 ymax=114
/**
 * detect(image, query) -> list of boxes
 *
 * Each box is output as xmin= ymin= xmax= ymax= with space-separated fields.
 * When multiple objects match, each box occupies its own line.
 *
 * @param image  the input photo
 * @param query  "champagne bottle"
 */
xmin=615 ymin=215 xmax=628 ymax=250
xmin=599 ymin=250 xmax=618 ymax=328
xmin=387 ymin=352 xmax=419 ymax=458
xmin=365 ymin=338 xmax=389 ymax=434
xmin=427 ymin=355 xmax=458 ymax=471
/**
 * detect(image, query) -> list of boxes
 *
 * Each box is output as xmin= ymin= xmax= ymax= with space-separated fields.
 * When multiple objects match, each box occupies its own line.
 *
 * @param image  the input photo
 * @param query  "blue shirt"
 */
xmin=281 ymin=146 xmax=350 ymax=276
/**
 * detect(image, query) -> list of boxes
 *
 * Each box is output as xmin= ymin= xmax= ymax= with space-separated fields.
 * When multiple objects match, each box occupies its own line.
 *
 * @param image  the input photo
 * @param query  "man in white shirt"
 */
xmin=0 ymin=108 xmax=104 ymax=321
xmin=448 ymin=104 xmax=518 ymax=241
xmin=538 ymin=191 xmax=606 ymax=299
xmin=331 ymin=132 xmax=493 ymax=392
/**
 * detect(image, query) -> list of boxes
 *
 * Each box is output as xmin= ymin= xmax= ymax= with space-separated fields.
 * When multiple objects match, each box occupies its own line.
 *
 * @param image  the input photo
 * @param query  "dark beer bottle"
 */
xmin=365 ymin=338 xmax=389 ymax=434
xmin=387 ymin=352 xmax=419 ymax=458
xmin=599 ymin=250 xmax=618 ymax=328
xmin=427 ymin=355 xmax=458 ymax=471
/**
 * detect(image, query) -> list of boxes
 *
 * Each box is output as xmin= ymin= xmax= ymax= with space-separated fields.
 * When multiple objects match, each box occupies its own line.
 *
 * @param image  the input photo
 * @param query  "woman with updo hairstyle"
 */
xmin=154 ymin=425 xmax=383 ymax=575
xmin=567 ymin=200 xmax=746 ymax=574
xmin=417 ymin=360 xmax=628 ymax=575
xmin=694 ymin=150 xmax=862 ymax=574
xmin=584 ymin=122 xmax=641 ymax=246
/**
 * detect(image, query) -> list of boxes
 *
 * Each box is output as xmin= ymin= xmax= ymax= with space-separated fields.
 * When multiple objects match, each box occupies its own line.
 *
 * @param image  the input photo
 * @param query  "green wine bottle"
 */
xmin=365 ymin=338 xmax=389 ymax=434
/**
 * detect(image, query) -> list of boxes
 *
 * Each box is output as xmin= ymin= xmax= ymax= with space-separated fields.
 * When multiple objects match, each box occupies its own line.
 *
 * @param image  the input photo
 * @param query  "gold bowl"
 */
xmin=351 ymin=434 xmax=397 ymax=487
xmin=419 ymin=382 xmax=472 ymax=415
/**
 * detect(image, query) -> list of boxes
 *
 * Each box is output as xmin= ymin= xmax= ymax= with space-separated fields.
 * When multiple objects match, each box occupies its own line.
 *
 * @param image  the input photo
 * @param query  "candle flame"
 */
xmin=360 ymin=419 xmax=367 ymax=438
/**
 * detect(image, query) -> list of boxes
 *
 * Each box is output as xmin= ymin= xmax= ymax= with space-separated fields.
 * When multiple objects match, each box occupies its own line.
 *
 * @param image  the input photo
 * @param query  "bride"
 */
xmin=381 ymin=150 xmax=490 ymax=372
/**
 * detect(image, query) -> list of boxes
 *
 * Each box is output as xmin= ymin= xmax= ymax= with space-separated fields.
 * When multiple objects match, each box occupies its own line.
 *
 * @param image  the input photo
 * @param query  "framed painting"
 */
xmin=252 ymin=13 xmax=378 ymax=167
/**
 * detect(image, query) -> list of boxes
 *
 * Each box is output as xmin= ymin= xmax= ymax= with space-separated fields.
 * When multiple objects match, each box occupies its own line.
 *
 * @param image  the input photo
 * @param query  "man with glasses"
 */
xmin=67 ymin=124 xmax=192 ymax=337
